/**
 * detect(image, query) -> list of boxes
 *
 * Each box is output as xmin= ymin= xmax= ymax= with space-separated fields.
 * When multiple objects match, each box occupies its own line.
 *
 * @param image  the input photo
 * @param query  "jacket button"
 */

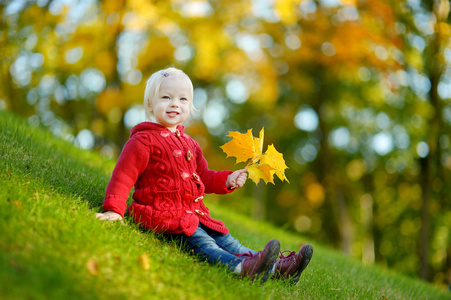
xmin=175 ymin=129 xmax=181 ymax=137
xmin=186 ymin=210 xmax=193 ymax=214
xmin=194 ymin=196 xmax=203 ymax=203
xmin=192 ymin=173 xmax=200 ymax=181
xmin=186 ymin=150 xmax=192 ymax=161
xmin=195 ymin=209 xmax=204 ymax=215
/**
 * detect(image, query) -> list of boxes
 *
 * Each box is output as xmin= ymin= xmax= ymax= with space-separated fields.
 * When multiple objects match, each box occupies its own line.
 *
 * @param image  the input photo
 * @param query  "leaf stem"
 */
xmin=245 ymin=153 xmax=265 ymax=168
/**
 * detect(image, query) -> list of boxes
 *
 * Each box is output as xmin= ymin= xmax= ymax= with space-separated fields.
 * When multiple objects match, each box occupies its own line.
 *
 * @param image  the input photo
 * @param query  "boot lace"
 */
xmin=279 ymin=250 xmax=296 ymax=261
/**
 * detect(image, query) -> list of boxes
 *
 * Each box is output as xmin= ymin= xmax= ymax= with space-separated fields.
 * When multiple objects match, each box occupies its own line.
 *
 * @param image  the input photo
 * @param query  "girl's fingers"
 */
xmin=238 ymin=174 xmax=247 ymax=182
xmin=95 ymin=213 xmax=107 ymax=220
xmin=95 ymin=212 xmax=123 ymax=222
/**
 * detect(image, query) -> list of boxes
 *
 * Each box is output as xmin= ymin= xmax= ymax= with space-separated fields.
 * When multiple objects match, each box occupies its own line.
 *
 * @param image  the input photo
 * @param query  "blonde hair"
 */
xmin=144 ymin=67 xmax=195 ymax=121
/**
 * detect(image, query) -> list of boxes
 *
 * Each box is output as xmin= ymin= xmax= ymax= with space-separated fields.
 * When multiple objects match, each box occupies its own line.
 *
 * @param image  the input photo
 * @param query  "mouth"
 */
xmin=167 ymin=111 xmax=180 ymax=117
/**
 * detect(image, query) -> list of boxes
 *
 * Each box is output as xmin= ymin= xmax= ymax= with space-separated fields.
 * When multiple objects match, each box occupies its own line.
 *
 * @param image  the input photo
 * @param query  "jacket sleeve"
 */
xmin=103 ymin=133 xmax=150 ymax=216
xmin=194 ymin=140 xmax=234 ymax=195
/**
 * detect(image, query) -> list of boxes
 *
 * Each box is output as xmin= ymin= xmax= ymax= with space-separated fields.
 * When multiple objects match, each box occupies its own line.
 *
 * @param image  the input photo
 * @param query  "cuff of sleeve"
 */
xmin=103 ymin=195 xmax=128 ymax=216
xmin=213 ymin=171 xmax=234 ymax=194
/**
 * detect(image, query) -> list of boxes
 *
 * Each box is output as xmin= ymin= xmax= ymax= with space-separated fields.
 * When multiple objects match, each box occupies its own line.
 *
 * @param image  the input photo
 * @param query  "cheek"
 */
xmin=151 ymin=103 xmax=163 ymax=113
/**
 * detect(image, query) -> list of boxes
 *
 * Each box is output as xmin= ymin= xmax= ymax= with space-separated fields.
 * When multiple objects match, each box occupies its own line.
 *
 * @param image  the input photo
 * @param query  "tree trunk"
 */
xmin=418 ymin=0 xmax=448 ymax=280
xmin=312 ymin=72 xmax=354 ymax=253
xmin=361 ymin=194 xmax=375 ymax=264
xmin=419 ymin=156 xmax=430 ymax=280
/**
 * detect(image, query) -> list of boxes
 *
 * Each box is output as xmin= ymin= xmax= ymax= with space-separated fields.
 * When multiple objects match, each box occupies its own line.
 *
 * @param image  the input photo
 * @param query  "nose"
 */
xmin=169 ymin=98 xmax=179 ymax=107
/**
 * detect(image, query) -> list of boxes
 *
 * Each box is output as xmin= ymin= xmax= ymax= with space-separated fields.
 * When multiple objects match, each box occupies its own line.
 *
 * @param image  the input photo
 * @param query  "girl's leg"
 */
xmin=171 ymin=224 xmax=280 ymax=283
xmin=174 ymin=224 xmax=243 ymax=271
xmin=202 ymin=225 xmax=257 ymax=255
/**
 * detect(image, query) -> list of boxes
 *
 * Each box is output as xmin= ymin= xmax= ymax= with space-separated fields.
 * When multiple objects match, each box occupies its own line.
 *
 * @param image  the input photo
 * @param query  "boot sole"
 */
xmin=291 ymin=244 xmax=313 ymax=284
xmin=259 ymin=239 xmax=281 ymax=284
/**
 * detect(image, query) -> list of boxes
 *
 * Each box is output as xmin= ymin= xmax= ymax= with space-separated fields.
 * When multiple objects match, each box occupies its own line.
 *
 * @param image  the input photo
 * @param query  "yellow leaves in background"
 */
xmin=97 ymin=87 xmax=123 ymax=116
xmin=129 ymin=0 xmax=159 ymax=23
xmin=275 ymin=0 xmax=299 ymax=25
xmin=95 ymin=50 xmax=116 ymax=78
xmin=346 ymin=159 xmax=367 ymax=182
xmin=191 ymin=22 xmax=233 ymax=80
xmin=221 ymin=128 xmax=289 ymax=185
xmin=253 ymin=61 xmax=279 ymax=105
xmin=405 ymin=48 xmax=424 ymax=70
xmin=301 ymin=172 xmax=325 ymax=207
xmin=102 ymin=0 xmax=126 ymax=14
xmin=96 ymin=83 xmax=143 ymax=120
xmin=341 ymin=0 xmax=357 ymax=5
xmin=23 ymin=4 xmax=61 ymax=32
xmin=306 ymin=182 xmax=325 ymax=207
xmin=438 ymin=22 xmax=450 ymax=39
xmin=137 ymin=36 xmax=175 ymax=71
xmin=435 ymin=0 xmax=450 ymax=21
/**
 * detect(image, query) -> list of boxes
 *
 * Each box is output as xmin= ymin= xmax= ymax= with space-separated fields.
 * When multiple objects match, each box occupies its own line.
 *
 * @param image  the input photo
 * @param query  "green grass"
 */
xmin=0 ymin=110 xmax=449 ymax=300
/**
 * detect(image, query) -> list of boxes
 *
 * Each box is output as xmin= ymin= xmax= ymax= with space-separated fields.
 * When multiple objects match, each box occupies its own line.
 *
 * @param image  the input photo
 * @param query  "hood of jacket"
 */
xmin=130 ymin=122 xmax=186 ymax=138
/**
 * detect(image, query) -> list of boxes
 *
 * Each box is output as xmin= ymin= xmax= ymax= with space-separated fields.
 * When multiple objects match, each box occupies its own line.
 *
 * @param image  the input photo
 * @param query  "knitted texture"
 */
xmin=103 ymin=122 xmax=233 ymax=236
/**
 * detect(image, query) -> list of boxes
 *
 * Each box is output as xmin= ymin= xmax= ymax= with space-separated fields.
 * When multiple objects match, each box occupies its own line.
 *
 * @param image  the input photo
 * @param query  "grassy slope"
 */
xmin=0 ymin=111 xmax=449 ymax=300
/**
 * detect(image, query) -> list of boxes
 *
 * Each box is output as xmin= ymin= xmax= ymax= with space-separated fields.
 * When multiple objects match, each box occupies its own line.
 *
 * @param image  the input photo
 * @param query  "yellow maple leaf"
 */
xmin=248 ymin=164 xmax=276 ymax=185
xmin=260 ymin=144 xmax=289 ymax=183
xmin=221 ymin=128 xmax=289 ymax=185
xmin=86 ymin=259 xmax=99 ymax=276
xmin=137 ymin=253 xmax=150 ymax=270
xmin=220 ymin=129 xmax=256 ymax=164
xmin=253 ymin=128 xmax=264 ymax=161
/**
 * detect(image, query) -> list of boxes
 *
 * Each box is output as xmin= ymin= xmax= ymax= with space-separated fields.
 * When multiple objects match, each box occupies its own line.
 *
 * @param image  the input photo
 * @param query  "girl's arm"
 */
xmin=194 ymin=141 xmax=235 ymax=194
xmin=102 ymin=133 xmax=150 ymax=216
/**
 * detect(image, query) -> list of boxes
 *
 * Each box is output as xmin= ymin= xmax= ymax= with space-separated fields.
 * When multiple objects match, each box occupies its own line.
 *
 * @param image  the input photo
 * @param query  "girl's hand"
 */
xmin=227 ymin=169 xmax=248 ymax=189
xmin=95 ymin=211 xmax=124 ymax=224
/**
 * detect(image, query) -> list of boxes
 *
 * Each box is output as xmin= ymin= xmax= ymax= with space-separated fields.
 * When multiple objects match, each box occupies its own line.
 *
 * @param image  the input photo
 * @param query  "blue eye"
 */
xmin=181 ymin=98 xmax=188 ymax=101
xmin=162 ymin=96 xmax=170 ymax=99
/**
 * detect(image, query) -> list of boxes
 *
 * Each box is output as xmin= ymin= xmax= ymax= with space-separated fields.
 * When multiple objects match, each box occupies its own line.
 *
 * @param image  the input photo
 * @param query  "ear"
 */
xmin=147 ymin=101 xmax=153 ymax=112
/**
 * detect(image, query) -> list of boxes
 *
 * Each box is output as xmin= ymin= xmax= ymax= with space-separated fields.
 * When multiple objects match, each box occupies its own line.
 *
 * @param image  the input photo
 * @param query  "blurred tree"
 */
xmin=390 ymin=0 xmax=451 ymax=281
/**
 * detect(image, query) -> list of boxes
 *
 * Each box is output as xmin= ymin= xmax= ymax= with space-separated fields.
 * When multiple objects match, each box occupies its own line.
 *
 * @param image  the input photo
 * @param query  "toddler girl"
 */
xmin=96 ymin=67 xmax=313 ymax=284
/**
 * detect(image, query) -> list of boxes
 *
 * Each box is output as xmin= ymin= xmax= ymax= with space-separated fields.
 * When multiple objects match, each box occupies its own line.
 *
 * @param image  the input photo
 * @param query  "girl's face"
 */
xmin=149 ymin=75 xmax=192 ymax=132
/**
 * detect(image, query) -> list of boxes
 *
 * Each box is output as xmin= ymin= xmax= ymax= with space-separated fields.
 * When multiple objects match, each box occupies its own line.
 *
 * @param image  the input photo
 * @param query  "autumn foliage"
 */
xmin=220 ymin=128 xmax=288 ymax=184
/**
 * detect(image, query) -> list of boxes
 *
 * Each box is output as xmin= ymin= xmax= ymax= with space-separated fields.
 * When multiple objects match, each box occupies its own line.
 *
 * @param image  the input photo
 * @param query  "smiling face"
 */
xmin=148 ymin=75 xmax=192 ymax=132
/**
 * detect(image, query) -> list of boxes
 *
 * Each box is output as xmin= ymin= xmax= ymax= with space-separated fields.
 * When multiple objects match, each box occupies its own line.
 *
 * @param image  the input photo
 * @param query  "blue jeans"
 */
xmin=171 ymin=223 xmax=257 ymax=271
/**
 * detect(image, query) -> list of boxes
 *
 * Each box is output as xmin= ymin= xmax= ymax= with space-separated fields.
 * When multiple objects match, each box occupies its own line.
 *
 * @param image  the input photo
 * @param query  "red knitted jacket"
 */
xmin=103 ymin=122 xmax=234 ymax=236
